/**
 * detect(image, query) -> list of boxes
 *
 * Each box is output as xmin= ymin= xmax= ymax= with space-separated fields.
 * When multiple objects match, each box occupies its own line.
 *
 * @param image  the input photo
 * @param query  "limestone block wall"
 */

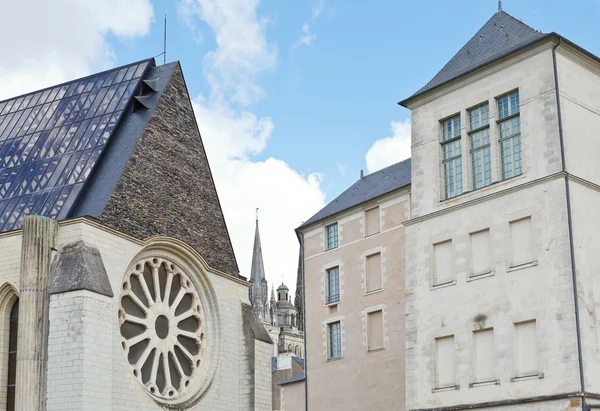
xmin=404 ymin=177 xmax=579 ymax=409
xmin=46 ymin=291 xmax=113 ymax=411
xmin=0 ymin=218 xmax=270 ymax=411
xmin=254 ymin=340 xmax=273 ymax=411
xmin=408 ymin=43 xmax=561 ymax=219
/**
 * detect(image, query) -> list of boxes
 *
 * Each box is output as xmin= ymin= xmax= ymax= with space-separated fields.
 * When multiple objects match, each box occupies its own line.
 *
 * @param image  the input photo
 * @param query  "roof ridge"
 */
xmin=363 ymin=157 xmax=411 ymax=178
xmin=497 ymin=10 xmax=542 ymax=34
xmin=0 ymin=57 xmax=156 ymax=105
xmin=400 ymin=10 xmax=546 ymax=105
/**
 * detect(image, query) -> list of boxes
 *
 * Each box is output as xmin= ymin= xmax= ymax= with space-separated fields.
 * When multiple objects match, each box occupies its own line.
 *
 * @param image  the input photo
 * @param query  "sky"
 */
xmin=1 ymin=0 xmax=600 ymax=296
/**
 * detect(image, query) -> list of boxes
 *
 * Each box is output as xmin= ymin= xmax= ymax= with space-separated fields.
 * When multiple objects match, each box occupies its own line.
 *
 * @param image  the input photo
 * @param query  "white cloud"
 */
xmin=312 ymin=0 xmax=325 ymax=18
xmin=181 ymin=0 xmax=326 ymax=295
xmin=179 ymin=0 xmax=277 ymax=105
xmin=365 ymin=119 xmax=411 ymax=174
xmin=337 ymin=162 xmax=347 ymax=177
xmin=0 ymin=0 xmax=154 ymax=100
xmin=292 ymin=0 xmax=324 ymax=51
xmin=293 ymin=24 xmax=317 ymax=50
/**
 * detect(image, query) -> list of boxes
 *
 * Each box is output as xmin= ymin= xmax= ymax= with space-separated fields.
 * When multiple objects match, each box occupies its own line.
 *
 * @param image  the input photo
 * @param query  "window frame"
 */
xmin=365 ymin=251 xmax=383 ymax=294
xmin=326 ymin=266 xmax=340 ymax=305
xmin=496 ymin=90 xmax=522 ymax=180
xmin=325 ymin=222 xmax=338 ymax=250
xmin=468 ymin=103 xmax=492 ymax=190
xmin=328 ymin=321 xmax=342 ymax=360
xmin=440 ymin=114 xmax=463 ymax=200
xmin=364 ymin=206 xmax=381 ymax=237
xmin=366 ymin=309 xmax=385 ymax=352
xmin=6 ymin=299 xmax=18 ymax=411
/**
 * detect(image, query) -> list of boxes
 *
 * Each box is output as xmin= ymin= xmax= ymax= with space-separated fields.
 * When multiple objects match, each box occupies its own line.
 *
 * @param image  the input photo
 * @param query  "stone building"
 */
xmin=296 ymin=160 xmax=410 ymax=410
xmin=0 ymin=58 xmax=272 ymax=410
xmin=400 ymin=6 xmax=600 ymax=411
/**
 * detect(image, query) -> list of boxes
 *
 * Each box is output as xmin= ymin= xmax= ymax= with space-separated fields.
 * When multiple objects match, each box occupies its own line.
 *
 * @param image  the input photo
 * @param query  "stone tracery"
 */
xmin=119 ymin=257 xmax=206 ymax=404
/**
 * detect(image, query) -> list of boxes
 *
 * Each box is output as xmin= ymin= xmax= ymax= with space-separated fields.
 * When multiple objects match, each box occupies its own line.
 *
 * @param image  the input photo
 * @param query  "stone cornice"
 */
xmin=403 ymin=172 xmax=566 ymax=226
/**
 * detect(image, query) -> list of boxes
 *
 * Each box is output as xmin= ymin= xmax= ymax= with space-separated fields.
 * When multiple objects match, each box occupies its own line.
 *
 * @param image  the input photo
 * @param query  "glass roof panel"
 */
xmin=0 ymin=58 xmax=152 ymax=232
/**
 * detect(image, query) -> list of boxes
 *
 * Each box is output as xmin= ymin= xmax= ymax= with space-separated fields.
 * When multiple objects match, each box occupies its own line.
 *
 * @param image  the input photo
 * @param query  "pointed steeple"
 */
xmin=250 ymin=210 xmax=266 ymax=285
xmin=248 ymin=209 xmax=269 ymax=324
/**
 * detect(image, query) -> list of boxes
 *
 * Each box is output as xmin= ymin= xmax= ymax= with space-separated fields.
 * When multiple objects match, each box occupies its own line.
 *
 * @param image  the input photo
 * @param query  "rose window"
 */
xmin=119 ymin=257 xmax=206 ymax=402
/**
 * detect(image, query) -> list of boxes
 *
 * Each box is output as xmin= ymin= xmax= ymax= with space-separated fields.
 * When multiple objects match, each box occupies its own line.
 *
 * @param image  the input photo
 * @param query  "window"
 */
xmin=441 ymin=115 xmax=462 ymax=199
xmin=510 ymin=217 xmax=533 ymax=267
xmin=435 ymin=335 xmax=455 ymax=388
xmin=328 ymin=321 xmax=342 ymax=359
xmin=364 ymin=206 xmax=380 ymax=236
xmin=326 ymin=223 xmax=338 ymax=250
xmin=497 ymin=91 xmax=522 ymax=179
xmin=470 ymin=229 xmax=491 ymax=276
xmin=326 ymin=266 xmax=340 ymax=304
xmin=7 ymin=300 xmax=18 ymax=411
xmin=433 ymin=240 xmax=453 ymax=286
xmin=366 ymin=252 xmax=382 ymax=293
xmin=468 ymin=103 xmax=492 ymax=189
xmin=515 ymin=320 xmax=537 ymax=377
xmin=367 ymin=310 xmax=384 ymax=351
xmin=473 ymin=328 xmax=495 ymax=382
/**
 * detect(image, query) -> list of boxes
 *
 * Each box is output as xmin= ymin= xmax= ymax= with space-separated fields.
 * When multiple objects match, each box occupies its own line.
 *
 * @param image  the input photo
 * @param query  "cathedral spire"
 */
xmin=250 ymin=210 xmax=266 ymax=285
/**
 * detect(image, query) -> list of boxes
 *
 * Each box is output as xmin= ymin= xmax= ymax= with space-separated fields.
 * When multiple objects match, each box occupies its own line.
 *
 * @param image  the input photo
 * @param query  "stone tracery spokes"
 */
xmin=119 ymin=257 xmax=206 ymax=400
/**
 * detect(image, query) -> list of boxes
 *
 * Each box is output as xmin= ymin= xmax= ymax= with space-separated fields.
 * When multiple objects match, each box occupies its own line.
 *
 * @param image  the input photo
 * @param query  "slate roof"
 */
xmin=298 ymin=158 xmax=411 ymax=230
xmin=280 ymin=372 xmax=305 ymax=385
xmin=400 ymin=11 xmax=546 ymax=106
xmin=293 ymin=356 xmax=305 ymax=369
xmin=0 ymin=58 xmax=170 ymax=232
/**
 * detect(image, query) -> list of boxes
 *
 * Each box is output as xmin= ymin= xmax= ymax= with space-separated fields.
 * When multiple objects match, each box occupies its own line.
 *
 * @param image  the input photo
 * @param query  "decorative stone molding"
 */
xmin=49 ymin=240 xmax=114 ymax=297
xmin=118 ymin=237 xmax=222 ymax=408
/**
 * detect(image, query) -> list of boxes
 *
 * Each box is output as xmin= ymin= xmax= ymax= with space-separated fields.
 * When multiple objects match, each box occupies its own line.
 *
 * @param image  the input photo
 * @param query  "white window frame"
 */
xmin=326 ymin=266 xmax=340 ymax=305
xmin=327 ymin=320 xmax=342 ymax=360
xmin=497 ymin=90 xmax=522 ymax=180
xmin=468 ymin=103 xmax=492 ymax=190
xmin=440 ymin=114 xmax=463 ymax=199
xmin=325 ymin=222 xmax=338 ymax=250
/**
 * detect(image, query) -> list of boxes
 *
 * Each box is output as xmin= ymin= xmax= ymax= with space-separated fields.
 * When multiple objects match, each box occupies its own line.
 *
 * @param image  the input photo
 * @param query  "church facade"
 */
xmin=0 ymin=58 xmax=272 ymax=410
xmin=248 ymin=219 xmax=304 ymax=359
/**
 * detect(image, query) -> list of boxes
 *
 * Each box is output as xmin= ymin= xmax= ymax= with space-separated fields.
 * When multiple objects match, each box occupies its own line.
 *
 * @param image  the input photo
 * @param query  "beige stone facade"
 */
xmin=0 ymin=217 xmax=272 ymax=410
xmin=402 ymin=22 xmax=600 ymax=411
xmin=299 ymin=187 xmax=409 ymax=410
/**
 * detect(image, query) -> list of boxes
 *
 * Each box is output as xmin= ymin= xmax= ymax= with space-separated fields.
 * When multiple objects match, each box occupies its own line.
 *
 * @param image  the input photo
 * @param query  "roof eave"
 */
xmin=398 ymin=33 xmax=556 ymax=108
xmin=295 ymin=181 xmax=410 ymax=232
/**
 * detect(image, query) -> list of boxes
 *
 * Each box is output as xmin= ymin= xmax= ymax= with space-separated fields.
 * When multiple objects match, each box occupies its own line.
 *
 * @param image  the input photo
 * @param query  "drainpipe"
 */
xmin=552 ymin=37 xmax=586 ymax=408
xmin=298 ymin=230 xmax=308 ymax=411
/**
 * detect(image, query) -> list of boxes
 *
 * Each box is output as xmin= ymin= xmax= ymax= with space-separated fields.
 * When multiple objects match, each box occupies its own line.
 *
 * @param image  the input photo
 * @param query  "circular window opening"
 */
xmin=119 ymin=257 xmax=207 ymax=405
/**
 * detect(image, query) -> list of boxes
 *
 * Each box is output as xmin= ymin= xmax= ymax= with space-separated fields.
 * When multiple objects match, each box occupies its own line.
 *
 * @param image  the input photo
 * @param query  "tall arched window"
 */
xmin=7 ymin=299 xmax=18 ymax=411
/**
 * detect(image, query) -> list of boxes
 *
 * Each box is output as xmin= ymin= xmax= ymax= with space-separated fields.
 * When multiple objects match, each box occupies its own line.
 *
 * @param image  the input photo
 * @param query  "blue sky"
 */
xmin=2 ymin=0 xmax=600 ymax=293
xmin=108 ymin=0 xmax=600 ymax=198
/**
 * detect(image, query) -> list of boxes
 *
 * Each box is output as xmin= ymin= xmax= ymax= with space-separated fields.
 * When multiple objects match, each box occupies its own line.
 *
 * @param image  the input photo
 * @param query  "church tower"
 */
xmin=249 ymin=213 xmax=269 ymax=323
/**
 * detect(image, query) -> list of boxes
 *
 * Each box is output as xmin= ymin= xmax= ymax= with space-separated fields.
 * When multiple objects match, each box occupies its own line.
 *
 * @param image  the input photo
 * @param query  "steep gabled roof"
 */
xmin=297 ymin=158 xmax=411 ymax=230
xmin=0 ymin=58 xmax=155 ymax=232
xmin=400 ymin=11 xmax=546 ymax=106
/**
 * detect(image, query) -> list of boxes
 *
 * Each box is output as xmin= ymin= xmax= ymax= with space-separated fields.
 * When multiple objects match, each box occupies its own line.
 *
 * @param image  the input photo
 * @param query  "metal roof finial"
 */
xmin=163 ymin=0 xmax=167 ymax=65
xmin=255 ymin=208 xmax=259 ymax=224
xmin=498 ymin=0 xmax=502 ymax=11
